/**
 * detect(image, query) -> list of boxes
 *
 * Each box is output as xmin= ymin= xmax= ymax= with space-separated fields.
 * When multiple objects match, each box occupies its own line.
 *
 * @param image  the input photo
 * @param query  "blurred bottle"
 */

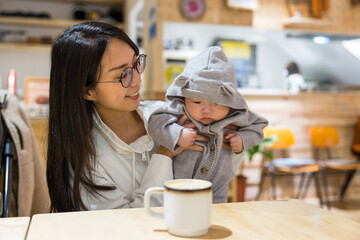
xmin=311 ymin=0 xmax=328 ymax=18
xmin=7 ymin=68 xmax=17 ymax=95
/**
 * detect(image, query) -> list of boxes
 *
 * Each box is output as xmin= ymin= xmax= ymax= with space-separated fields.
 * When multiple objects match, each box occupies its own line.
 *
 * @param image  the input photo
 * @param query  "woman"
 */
xmin=46 ymin=22 xmax=202 ymax=212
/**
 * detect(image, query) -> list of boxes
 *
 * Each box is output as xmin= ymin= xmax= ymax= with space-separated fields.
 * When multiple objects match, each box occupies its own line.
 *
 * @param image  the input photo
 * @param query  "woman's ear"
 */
xmin=84 ymin=88 xmax=96 ymax=101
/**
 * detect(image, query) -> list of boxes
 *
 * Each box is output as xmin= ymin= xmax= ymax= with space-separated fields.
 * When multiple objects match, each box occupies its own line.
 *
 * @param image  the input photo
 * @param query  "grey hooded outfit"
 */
xmin=148 ymin=46 xmax=268 ymax=203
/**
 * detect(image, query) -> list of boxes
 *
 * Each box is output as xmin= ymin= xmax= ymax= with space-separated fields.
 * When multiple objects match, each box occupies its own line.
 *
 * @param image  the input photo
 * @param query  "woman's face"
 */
xmin=185 ymin=98 xmax=230 ymax=124
xmin=85 ymin=38 xmax=142 ymax=116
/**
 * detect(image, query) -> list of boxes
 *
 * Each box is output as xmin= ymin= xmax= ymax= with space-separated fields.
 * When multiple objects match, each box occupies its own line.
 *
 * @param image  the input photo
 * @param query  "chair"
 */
xmin=351 ymin=117 xmax=360 ymax=163
xmin=0 ymin=95 xmax=18 ymax=217
xmin=256 ymin=127 xmax=326 ymax=207
xmin=309 ymin=125 xmax=360 ymax=204
xmin=0 ymin=90 xmax=50 ymax=217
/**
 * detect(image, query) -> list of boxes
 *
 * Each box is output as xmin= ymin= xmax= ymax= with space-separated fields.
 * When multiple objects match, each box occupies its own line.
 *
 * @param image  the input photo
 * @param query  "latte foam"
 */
xmin=166 ymin=179 xmax=212 ymax=190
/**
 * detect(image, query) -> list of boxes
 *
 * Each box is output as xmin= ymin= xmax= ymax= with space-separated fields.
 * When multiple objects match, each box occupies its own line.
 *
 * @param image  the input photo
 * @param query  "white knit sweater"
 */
xmin=80 ymin=101 xmax=173 ymax=210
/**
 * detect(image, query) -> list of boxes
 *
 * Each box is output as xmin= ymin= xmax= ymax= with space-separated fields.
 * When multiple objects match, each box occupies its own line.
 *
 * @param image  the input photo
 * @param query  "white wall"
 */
xmin=0 ymin=49 xmax=51 ymax=97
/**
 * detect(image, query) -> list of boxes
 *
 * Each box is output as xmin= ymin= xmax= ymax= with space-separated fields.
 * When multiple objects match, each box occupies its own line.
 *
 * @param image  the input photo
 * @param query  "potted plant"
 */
xmin=246 ymin=136 xmax=275 ymax=162
xmin=235 ymin=136 xmax=276 ymax=202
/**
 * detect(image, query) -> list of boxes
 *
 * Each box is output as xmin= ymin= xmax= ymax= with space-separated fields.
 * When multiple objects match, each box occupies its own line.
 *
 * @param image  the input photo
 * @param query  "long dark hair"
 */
xmin=47 ymin=22 xmax=139 ymax=212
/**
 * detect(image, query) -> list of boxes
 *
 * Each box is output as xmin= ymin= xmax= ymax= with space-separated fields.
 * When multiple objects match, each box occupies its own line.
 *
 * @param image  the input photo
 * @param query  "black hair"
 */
xmin=47 ymin=22 xmax=139 ymax=212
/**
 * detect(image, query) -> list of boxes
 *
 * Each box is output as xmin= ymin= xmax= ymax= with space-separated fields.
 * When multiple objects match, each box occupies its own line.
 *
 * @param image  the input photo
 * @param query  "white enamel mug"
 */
xmin=144 ymin=179 xmax=212 ymax=237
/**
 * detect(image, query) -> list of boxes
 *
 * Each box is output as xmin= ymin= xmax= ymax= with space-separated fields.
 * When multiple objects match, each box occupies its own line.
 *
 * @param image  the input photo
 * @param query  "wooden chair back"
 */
xmin=264 ymin=127 xmax=295 ymax=158
xmin=352 ymin=116 xmax=360 ymax=156
xmin=309 ymin=127 xmax=339 ymax=148
xmin=264 ymin=127 xmax=295 ymax=149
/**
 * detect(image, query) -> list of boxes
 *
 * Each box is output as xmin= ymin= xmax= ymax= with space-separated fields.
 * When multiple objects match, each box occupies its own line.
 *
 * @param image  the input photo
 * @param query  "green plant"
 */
xmin=246 ymin=136 xmax=277 ymax=161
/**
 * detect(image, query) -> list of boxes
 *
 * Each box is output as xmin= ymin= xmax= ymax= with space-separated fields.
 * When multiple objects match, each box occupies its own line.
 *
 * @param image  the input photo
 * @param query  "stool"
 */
xmin=256 ymin=127 xmax=325 ymax=207
xmin=309 ymin=126 xmax=360 ymax=205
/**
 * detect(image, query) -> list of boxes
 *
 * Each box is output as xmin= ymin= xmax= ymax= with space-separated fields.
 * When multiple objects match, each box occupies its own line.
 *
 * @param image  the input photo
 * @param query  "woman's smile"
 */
xmin=126 ymin=90 xmax=140 ymax=100
xmin=126 ymin=91 xmax=140 ymax=100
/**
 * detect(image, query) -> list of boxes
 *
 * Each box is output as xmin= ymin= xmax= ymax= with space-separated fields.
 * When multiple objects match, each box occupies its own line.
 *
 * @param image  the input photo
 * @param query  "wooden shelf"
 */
xmin=8 ymin=0 xmax=125 ymax=4
xmin=0 ymin=16 xmax=124 ymax=29
xmin=283 ymin=17 xmax=331 ymax=30
xmin=163 ymin=49 xmax=200 ymax=61
xmin=0 ymin=16 xmax=83 ymax=28
xmin=0 ymin=42 xmax=51 ymax=51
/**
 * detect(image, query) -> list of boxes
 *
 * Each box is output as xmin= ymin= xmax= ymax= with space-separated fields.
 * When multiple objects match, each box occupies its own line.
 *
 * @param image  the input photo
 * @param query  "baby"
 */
xmin=148 ymin=46 xmax=268 ymax=203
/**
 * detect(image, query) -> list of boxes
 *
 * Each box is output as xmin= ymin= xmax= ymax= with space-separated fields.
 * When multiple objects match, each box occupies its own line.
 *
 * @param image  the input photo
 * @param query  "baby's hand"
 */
xmin=225 ymin=133 xmax=243 ymax=153
xmin=177 ymin=128 xmax=197 ymax=147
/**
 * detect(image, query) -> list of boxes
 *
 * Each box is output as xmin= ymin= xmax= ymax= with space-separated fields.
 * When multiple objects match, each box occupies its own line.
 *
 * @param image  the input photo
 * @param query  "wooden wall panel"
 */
xmin=157 ymin=0 xmax=253 ymax=25
xmin=30 ymin=117 xmax=48 ymax=170
xmin=245 ymin=93 xmax=360 ymax=159
xmin=143 ymin=0 xmax=164 ymax=99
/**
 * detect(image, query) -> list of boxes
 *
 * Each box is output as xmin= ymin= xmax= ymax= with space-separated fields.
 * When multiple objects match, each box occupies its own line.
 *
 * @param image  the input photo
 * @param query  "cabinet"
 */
xmin=282 ymin=0 xmax=331 ymax=32
xmin=283 ymin=16 xmax=330 ymax=30
xmin=0 ymin=0 xmax=125 ymax=50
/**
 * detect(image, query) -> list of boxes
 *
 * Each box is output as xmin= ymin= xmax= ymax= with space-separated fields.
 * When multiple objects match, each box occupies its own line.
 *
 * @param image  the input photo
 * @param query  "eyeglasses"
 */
xmin=96 ymin=54 xmax=147 ymax=88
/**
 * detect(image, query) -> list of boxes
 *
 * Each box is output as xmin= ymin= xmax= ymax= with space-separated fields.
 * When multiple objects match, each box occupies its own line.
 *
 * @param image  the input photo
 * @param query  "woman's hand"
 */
xmin=156 ymin=115 xmax=208 ymax=158
xmin=177 ymin=128 xmax=197 ymax=147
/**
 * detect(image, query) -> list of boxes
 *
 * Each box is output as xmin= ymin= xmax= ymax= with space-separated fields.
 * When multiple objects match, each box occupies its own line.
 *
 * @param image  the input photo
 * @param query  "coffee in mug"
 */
xmin=145 ymin=179 xmax=212 ymax=237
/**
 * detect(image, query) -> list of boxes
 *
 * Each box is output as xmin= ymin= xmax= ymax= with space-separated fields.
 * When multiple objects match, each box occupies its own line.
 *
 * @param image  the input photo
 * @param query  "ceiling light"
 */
xmin=312 ymin=36 xmax=330 ymax=44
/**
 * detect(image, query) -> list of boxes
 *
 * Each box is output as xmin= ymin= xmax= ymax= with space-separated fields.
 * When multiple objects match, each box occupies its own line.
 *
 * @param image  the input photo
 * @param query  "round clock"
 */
xmin=179 ymin=0 xmax=206 ymax=21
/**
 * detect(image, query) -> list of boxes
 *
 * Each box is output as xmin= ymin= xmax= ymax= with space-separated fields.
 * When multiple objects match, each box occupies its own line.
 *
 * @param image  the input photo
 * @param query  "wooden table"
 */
xmin=26 ymin=199 xmax=360 ymax=240
xmin=0 ymin=217 xmax=30 ymax=240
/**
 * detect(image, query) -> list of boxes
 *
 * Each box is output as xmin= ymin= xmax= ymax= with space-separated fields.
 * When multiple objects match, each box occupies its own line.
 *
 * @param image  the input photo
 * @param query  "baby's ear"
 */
xmin=175 ymin=76 xmax=190 ymax=88
xmin=220 ymin=82 xmax=235 ymax=96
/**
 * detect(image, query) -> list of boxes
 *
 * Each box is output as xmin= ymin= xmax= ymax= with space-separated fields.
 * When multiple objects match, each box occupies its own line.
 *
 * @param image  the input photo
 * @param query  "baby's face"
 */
xmin=184 ymin=98 xmax=230 ymax=124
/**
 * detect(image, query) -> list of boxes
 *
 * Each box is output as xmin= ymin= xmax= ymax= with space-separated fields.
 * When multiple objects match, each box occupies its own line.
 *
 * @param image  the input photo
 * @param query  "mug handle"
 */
xmin=144 ymin=187 xmax=164 ymax=218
